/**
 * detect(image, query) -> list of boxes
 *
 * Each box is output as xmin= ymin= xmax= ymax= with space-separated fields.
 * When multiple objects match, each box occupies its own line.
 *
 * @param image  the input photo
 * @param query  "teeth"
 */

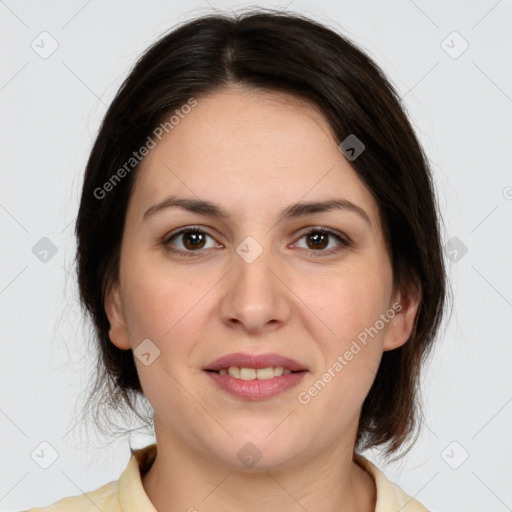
xmin=256 ymin=367 xmax=274 ymax=380
xmin=228 ymin=366 xmax=240 ymax=378
xmin=221 ymin=366 xmax=294 ymax=379
xmin=240 ymin=367 xmax=256 ymax=380
xmin=274 ymin=366 xmax=284 ymax=376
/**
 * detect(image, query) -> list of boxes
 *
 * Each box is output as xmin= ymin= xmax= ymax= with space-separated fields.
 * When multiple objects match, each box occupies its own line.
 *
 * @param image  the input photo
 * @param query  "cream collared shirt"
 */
xmin=25 ymin=444 xmax=429 ymax=511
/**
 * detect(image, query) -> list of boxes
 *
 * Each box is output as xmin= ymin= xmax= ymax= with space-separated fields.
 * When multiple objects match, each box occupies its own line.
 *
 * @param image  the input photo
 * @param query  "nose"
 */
xmin=219 ymin=242 xmax=291 ymax=335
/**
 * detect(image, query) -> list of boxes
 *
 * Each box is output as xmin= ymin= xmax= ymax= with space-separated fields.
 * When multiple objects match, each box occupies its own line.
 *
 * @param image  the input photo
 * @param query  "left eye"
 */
xmin=163 ymin=227 xmax=349 ymax=256
xmin=294 ymin=228 xmax=350 ymax=254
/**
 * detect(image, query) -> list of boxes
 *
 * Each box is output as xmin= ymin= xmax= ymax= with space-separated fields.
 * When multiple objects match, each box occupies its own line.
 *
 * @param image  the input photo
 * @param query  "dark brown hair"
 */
xmin=74 ymin=8 xmax=447 ymax=460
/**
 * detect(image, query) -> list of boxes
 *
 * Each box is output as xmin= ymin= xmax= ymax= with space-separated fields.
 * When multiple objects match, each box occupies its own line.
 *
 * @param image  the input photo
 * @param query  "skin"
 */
xmin=105 ymin=85 xmax=420 ymax=512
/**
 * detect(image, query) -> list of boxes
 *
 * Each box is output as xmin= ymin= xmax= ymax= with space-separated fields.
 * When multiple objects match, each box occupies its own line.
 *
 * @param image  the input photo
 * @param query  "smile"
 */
xmin=212 ymin=366 xmax=294 ymax=379
xmin=204 ymin=367 xmax=307 ymax=400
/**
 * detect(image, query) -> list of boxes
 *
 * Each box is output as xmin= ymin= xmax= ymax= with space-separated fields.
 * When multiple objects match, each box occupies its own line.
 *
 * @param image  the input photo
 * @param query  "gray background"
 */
xmin=1 ymin=0 xmax=511 ymax=510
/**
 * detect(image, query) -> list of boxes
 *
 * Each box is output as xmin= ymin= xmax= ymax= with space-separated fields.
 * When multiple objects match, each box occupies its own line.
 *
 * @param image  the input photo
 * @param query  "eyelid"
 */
xmin=296 ymin=226 xmax=351 ymax=244
xmin=163 ymin=225 xmax=221 ymax=248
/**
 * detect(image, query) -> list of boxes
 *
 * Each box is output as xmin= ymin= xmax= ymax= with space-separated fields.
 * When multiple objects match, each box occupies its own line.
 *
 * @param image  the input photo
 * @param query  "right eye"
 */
xmin=163 ymin=226 xmax=221 ymax=256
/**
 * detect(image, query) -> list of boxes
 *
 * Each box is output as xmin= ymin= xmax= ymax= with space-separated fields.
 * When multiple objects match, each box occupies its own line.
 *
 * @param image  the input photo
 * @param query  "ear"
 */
xmin=104 ymin=282 xmax=132 ymax=350
xmin=383 ymin=279 xmax=421 ymax=352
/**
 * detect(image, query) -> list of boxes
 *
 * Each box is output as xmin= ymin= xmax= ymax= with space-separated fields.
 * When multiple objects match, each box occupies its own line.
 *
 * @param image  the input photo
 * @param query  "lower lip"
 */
xmin=205 ymin=370 xmax=307 ymax=400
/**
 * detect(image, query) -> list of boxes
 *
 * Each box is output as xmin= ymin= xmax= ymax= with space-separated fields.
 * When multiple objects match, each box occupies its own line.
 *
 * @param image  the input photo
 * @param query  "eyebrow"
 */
xmin=143 ymin=194 xmax=371 ymax=226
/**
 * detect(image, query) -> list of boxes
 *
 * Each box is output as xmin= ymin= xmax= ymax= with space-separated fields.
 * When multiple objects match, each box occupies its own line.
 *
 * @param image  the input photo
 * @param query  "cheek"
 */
xmin=119 ymin=258 xmax=193 ymax=345
xmin=296 ymin=273 xmax=387 ymax=427
xmin=299 ymin=262 xmax=392 ymax=347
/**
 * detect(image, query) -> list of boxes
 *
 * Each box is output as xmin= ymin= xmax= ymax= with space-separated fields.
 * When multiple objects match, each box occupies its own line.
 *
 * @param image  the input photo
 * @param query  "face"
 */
xmin=106 ymin=86 xmax=419 ymax=470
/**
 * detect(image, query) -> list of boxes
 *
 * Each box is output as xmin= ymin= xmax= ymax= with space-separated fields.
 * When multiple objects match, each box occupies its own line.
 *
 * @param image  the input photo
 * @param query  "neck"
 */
xmin=141 ymin=421 xmax=376 ymax=512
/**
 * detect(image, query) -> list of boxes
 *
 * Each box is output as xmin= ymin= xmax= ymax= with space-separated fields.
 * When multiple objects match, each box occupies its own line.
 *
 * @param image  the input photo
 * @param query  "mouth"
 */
xmin=203 ymin=352 xmax=308 ymax=400
xmin=205 ymin=366 xmax=300 ymax=379
xmin=204 ymin=351 xmax=307 ymax=373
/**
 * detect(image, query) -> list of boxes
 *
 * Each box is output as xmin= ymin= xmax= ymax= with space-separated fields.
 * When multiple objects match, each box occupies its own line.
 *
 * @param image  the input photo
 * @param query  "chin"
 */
xmin=210 ymin=433 xmax=308 ymax=471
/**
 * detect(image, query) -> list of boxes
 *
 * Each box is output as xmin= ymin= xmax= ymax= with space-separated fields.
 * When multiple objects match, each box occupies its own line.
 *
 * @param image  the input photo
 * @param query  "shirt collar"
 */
xmin=119 ymin=443 xmax=424 ymax=512
xmin=118 ymin=443 xmax=158 ymax=511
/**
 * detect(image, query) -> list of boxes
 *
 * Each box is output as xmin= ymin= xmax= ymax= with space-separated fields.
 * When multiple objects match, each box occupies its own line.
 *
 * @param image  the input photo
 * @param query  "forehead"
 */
xmin=129 ymin=87 xmax=380 ymax=226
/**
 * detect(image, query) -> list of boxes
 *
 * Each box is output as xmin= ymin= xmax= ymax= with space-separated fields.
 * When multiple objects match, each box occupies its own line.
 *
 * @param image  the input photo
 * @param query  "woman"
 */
xmin=27 ymin=9 xmax=446 ymax=512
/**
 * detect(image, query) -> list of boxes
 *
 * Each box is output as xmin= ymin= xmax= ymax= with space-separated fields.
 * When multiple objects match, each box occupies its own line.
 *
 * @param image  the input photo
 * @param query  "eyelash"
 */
xmin=162 ymin=225 xmax=351 ymax=258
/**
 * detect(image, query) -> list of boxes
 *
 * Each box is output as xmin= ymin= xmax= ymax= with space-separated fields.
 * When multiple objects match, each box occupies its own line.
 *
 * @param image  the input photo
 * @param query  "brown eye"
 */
xmin=181 ymin=230 xmax=207 ymax=250
xmin=305 ymin=231 xmax=329 ymax=250
xmin=295 ymin=228 xmax=350 ymax=255
xmin=164 ymin=227 xmax=218 ymax=256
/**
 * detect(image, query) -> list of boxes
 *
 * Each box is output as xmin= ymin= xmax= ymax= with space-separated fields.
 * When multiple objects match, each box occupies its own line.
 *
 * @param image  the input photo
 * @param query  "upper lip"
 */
xmin=204 ymin=352 xmax=308 ymax=372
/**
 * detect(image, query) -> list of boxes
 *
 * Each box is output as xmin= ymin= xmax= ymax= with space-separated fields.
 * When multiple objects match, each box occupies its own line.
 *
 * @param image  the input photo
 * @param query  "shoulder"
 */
xmin=354 ymin=453 xmax=430 ymax=512
xmin=23 ymin=443 xmax=158 ymax=512
xmin=22 ymin=479 xmax=119 ymax=511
